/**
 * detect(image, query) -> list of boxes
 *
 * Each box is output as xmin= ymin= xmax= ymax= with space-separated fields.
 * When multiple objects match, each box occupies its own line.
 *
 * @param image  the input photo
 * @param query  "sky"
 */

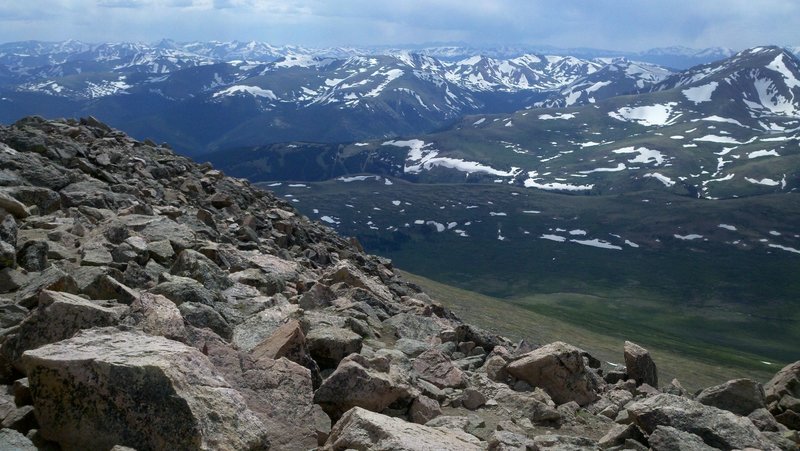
xmin=0 ymin=0 xmax=798 ymax=51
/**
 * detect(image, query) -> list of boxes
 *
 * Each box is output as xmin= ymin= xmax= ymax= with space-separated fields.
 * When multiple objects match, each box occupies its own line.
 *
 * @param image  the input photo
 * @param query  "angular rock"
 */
xmin=648 ymin=425 xmax=717 ymax=451
xmin=483 ymin=354 xmax=509 ymax=382
xmin=150 ymin=275 xmax=218 ymax=306
xmin=628 ymin=393 xmax=775 ymax=450
xmin=16 ymin=241 xmax=48 ymax=272
xmin=0 ymin=428 xmax=37 ymax=451
xmin=532 ymin=434 xmax=600 ymax=450
xmin=488 ymin=430 xmax=535 ymax=451
xmin=0 ymin=192 xmax=30 ymax=219
xmin=0 ymin=267 xmax=27 ymax=293
xmin=598 ymin=423 xmax=648 ymax=449
xmin=313 ymin=355 xmax=413 ymax=421
xmin=1 ymin=405 xmax=36 ymax=433
xmin=409 ymin=395 xmax=441 ymax=424
xmin=124 ymin=292 xmax=186 ymax=340
xmin=323 ymin=407 xmax=482 ymax=451
xmin=14 ymin=266 xmax=78 ymax=308
xmin=383 ymin=312 xmax=446 ymax=342
xmin=765 ymin=360 xmax=800 ymax=405
xmin=306 ymin=326 xmax=362 ymax=369
xmin=171 ymin=249 xmax=232 ymax=291
xmin=412 ymin=349 xmax=466 ymax=389
xmin=298 ymin=282 xmax=336 ymax=310
xmin=460 ymin=388 xmax=487 ymax=410
xmin=695 ymin=378 xmax=766 ymax=416
xmin=1 ymin=290 xmax=125 ymax=373
xmin=178 ymin=302 xmax=232 ymax=339
xmin=506 ymin=341 xmax=599 ymax=406
xmin=80 ymin=242 xmax=113 ymax=267
xmin=624 ymin=341 xmax=658 ymax=388
xmin=21 ymin=328 xmax=269 ymax=450
xmin=0 ymin=241 xmax=15 ymax=269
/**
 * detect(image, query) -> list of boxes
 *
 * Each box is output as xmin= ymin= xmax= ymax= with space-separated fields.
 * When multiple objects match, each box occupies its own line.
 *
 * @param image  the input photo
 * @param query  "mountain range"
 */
xmin=1 ymin=40 xmax=799 ymax=377
xmin=1 ymin=40 xmax=797 ymax=154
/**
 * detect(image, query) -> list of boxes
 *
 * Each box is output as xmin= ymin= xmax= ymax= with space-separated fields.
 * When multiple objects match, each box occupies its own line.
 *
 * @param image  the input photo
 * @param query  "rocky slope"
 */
xmin=0 ymin=116 xmax=798 ymax=450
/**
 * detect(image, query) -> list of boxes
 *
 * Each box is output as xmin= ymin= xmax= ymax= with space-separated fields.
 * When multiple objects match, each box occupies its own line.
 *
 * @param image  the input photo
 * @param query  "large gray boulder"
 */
xmin=695 ymin=378 xmax=766 ymax=416
xmin=323 ymin=407 xmax=482 ymax=451
xmin=170 ymin=249 xmax=232 ymax=291
xmin=21 ymin=328 xmax=269 ymax=450
xmin=627 ymin=393 xmax=777 ymax=450
xmin=306 ymin=326 xmax=363 ymax=370
xmin=1 ymin=290 xmax=125 ymax=372
xmin=624 ymin=340 xmax=658 ymax=387
xmin=506 ymin=341 xmax=599 ymax=406
xmin=314 ymin=354 xmax=413 ymax=421
xmin=648 ymin=426 xmax=717 ymax=451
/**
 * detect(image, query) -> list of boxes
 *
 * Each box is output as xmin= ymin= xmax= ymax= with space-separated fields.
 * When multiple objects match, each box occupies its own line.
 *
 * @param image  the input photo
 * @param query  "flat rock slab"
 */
xmin=21 ymin=328 xmax=268 ymax=451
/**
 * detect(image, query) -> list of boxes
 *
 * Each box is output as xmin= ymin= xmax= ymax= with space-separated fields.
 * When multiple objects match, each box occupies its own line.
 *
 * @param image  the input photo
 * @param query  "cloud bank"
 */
xmin=0 ymin=0 xmax=797 ymax=51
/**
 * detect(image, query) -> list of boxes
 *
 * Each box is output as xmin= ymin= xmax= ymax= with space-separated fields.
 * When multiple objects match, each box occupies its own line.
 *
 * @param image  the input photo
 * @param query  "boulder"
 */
xmin=488 ymin=430 xmax=535 ymax=451
xmin=648 ymin=426 xmax=717 ymax=451
xmin=532 ymin=434 xmax=600 ymax=450
xmin=14 ymin=266 xmax=78 ymax=308
xmin=383 ymin=313 xmax=445 ymax=341
xmin=313 ymin=354 xmax=413 ymax=421
xmin=695 ymin=378 xmax=766 ymax=416
xmin=298 ymin=282 xmax=337 ymax=310
xmin=123 ymin=292 xmax=186 ymax=340
xmin=250 ymin=319 xmax=320 ymax=386
xmin=409 ymin=395 xmax=442 ymax=424
xmin=506 ymin=341 xmax=599 ymax=406
xmin=0 ymin=192 xmax=30 ymax=219
xmin=765 ymin=360 xmax=800 ymax=406
xmin=21 ymin=328 xmax=269 ymax=450
xmin=150 ymin=275 xmax=218 ymax=306
xmin=412 ymin=349 xmax=466 ymax=389
xmin=1 ymin=290 xmax=125 ymax=373
xmin=0 ymin=240 xmax=15 ymax=269
xmin=306 ymin=326 xmax=363 ymax=369
xmin=624 ymin=341 xmax=658 ymax=387
xmin=178 ymin=302 xmax=232 ymax=339
xmin=627 ymin=393 xmax=776 ymax=450
xmin=0 ymin=428 xmax=37 ymax=451
xmin=460 ymin=388 xmax=487 ymax=410
xmin=323 ymin=407 xmax=482 ymax=451
xmin=170 ymin=249 xmax=232 ymax=291
xmin=16 ymin=241 xmax=48 ymax=272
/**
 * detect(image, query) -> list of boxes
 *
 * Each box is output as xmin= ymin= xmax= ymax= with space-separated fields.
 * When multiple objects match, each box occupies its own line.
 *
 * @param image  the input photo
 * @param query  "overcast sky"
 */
xmin=1 ymin=0 xmax=797 ymax=51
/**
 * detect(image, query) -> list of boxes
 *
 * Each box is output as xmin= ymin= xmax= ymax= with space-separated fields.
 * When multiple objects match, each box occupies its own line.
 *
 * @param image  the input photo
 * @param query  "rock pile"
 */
xmin=0 ymin=116 xmax=797 ymax=450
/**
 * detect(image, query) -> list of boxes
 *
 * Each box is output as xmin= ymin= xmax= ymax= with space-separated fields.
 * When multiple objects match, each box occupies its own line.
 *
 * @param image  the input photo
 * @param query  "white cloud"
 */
xmin=0 ymin=0 xmax=797 ymax=50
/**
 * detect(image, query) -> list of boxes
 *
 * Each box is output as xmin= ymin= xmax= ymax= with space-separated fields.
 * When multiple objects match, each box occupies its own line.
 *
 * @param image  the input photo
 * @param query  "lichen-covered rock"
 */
xmin=313 ymin=354 xmax=413 ymax=421
xmin=123 ymin=292 xmax=186 ymax=340
xmin=306 ymin=326 xmax=363 ymax=369
xmin=171 ymin=249 xmax=232 ymax=291
xmin=628 ymin=393 xmax=776 ymax=450
xmin=648 ymin=425 xmax=717 ymax=451
xmin=624 ymin=340 xmax=658 ymax=388
xmin=0 ymin=427 xmax=37 ymax=451
xmin=412 ymin=349 xmax=466 ymax=389
xmin=695 ymin=378 xmax=766 ymax=416
xmin=1 ymin=290 xmax=125 ymax=373
xmin=506 ymin=341 xmax=599 ymax=406
xmin=21 ymin=328 xmax=269 ymax=451
xmin=323 ymin=407 xmax=482 ymax=451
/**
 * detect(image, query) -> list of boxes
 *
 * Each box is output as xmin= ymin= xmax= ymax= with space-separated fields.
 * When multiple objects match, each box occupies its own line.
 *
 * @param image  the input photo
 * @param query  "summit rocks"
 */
xmin=0 ymin=116 xmax=796 ymax=450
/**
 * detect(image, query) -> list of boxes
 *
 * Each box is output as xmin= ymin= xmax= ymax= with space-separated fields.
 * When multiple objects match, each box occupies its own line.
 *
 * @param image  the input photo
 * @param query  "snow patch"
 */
xmin=608 ymin=103 xmax=678 ymax=126
xmin=682 ymin=82 xmax=718 ymax=104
